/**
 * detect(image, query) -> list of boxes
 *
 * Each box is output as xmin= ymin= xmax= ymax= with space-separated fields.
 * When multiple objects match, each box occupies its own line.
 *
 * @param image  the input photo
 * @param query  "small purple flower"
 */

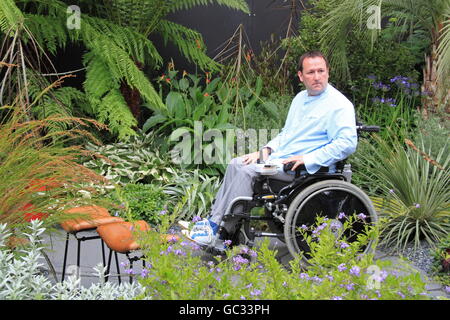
xmin=282 ymin=281 xmax=288 ymax=287
xmin=357 ymin=213 xmax=367 ymax=220
xmin=397 ymin=291 xmax=406 ymax=299
xmin=168 ymin=236 xmax=178 ymax=243
xmin=233 ymin=255 xmax=249 ymax=265
xmin=250 ymin=289 xmax=262 ymax=297
xmin=444 ymin=286 xmax=450 ymax=294
xmin=350 ymin=266 xmax=361 ymax=276
xmin=299 ymin=273 xmax=310 ymax=280
xmin=224 ymin=239 xmax=232 ymax=247
xmin=332 ymin=296 xmax=343 ymax=300
xmin=125 ymin=268 xmax=134 ymax=275
xmin=223 ymin=293 xmax=230 ymax=298
xmin=326 ymin=275 xmax=334 ymax=282
xmin=389 ymin=189 xmax=395 ymax=194
xmin=174 ymin=249 xmax=186 ymax=256
xmin=338 ymin=263 xmax=347 ymax=272
xmin=414 ymin=203 xmax=420 ymax=209
xmin=345 ymin=283 xmax=355 ymax=291
xmin=340 ymin=242 xmax=350 ymax=249
xmin=141 ymin=268 xmax=149 ymax=278
xmin=301 ymin=224 xmax=308 ymax=230
xmin=245 ymin=283 xmax=253 ymax=289
xmin=338 ymin=212 xmax=346 ymax=219
xmin=248 ymin=249 xmax=258 ymax=258
xmin=192 ymin=215 xmax=202 ymax=223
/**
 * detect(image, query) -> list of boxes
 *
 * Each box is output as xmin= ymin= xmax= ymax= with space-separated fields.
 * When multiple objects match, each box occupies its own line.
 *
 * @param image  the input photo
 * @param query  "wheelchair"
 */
xmin=204 ymin=124 xmax=380 ymax=263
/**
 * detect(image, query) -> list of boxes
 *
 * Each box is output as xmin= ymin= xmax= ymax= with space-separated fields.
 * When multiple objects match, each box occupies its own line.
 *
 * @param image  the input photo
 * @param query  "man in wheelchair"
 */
xmin=181 ymin=51 xmax=378 ymax=258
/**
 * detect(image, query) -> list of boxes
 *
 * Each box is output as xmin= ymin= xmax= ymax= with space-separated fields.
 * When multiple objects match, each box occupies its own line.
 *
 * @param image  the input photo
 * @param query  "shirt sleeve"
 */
xmin=302 ymin=103 xmax=357 ymax=174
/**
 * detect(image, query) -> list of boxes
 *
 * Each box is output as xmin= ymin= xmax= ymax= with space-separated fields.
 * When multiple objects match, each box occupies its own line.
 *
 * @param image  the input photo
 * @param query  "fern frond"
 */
xmin=168 ymin=0 xmax=249 ymax=13
xmin=82 ymin=16 xmax=162 ymax=66
xmin=23 ymin=14 xmax=68 ymax=55
xmin=0 ymin=0 xmax=25 ymax=34
xmin=157 ymin=19 xmax=221 ymax=71
xmin=95 ymin=89 xmax=137 ymax=140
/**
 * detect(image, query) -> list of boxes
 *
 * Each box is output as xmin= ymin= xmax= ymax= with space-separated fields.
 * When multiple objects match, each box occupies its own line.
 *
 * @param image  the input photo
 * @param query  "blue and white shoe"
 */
xmin=182 ymin=219 xmax=218 ymax=246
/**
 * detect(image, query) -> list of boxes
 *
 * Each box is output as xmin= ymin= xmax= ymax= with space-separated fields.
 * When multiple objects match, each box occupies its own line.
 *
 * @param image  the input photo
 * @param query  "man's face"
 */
xmin=298 ymin=57 xmax=329 ymax=96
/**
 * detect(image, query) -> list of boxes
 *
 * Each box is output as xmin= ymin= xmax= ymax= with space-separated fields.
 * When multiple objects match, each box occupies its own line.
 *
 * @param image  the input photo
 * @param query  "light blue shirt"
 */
xmin=265 ymin=83 xmax=357 ymax=174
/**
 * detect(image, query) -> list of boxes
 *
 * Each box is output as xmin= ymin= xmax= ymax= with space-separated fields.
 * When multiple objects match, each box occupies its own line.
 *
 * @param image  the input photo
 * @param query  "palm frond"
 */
xmin=437 ymin=8 xmax=450 ymax=81
xmin=319 ymin=0 xmax=381 ymax=81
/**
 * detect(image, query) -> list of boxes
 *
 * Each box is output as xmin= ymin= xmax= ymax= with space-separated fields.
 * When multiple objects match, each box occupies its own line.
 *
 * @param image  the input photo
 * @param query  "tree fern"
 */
xmin=157 ymin=20 xmax=221 ymax=71
xmin=167 ymin=0 xmax=249 ymax=13
xmin=95 ymin=89 xmax=137 ymax=140
xmin=23 ymin=14 xmax=68 ymax=55
xmin=0 ymin=0 xmax=24 ymax=34
xmin=2 ymin=0 xmax=249 ymax=139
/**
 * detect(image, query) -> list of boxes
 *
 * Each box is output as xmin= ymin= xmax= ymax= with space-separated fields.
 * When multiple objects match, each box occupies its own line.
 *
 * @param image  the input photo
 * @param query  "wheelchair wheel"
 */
xmin=283 ymin=179 xmax=377 ymax=262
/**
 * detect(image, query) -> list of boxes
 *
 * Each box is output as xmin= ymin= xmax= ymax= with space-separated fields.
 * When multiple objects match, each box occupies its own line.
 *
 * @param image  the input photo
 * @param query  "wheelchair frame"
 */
xmin=204 ymin=125 xmax=380 ymax=259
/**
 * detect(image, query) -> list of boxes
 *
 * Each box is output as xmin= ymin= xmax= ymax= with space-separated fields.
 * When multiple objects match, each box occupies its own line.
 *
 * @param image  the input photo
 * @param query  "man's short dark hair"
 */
xmin=298 ymin=51 xmax=329 ymax=72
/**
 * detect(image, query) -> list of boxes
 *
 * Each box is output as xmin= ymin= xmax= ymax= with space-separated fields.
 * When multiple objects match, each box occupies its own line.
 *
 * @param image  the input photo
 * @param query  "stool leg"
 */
xmin=105 ymin=249 xmax=113 ymax=283
xmin=114 ymin=251 xmax=121 ymax=284
xmin=100 ymin=239 xmax=106 ymax=268
xmin=76 ymin=238 xmax=81 ymax=277
xmin=61 ymin=233 xmax=70 ymax=282
xmin=129 ymin=260 xmax=134 ymax=284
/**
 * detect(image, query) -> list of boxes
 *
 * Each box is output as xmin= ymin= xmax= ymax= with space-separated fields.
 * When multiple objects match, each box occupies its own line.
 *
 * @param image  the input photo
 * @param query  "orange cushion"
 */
xmin=60 ymin=205 xmax=123 ymax=233
xmin=97 ymin=220 xmax=150 ymax=253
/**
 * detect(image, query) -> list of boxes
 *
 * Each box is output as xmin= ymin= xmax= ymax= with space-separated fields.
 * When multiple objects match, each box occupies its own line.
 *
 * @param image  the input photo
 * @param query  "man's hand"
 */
xmin=282 ymin=155 xmax=305 ymax=171
xmin=242 ymin=148 xmax=270 ymax=165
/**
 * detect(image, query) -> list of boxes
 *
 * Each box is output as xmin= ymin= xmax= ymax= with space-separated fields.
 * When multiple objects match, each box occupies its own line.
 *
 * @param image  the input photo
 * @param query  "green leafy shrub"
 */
xmin=163 ymin=169 xmax=221 ymax=221
xmin=355 ymin=75 xmax=421 ymax=142
xmin=0 ymin=105 xmax=114 ymax=230
xmin=354 ymin=135 xmax=450 ymax=252
xmin=136 ymin=215 xmax=432 ymax=300
xmin=0 ymin=220 xmax=145 ymax=300
xmin=414 ymin=111 xmax=450 ymax=159
xmin=431 ymin=234 xmax=450 ymax=285
xmin=109 ymin=183 xmax=171 ymax=226
xmin=283 ymin=0 xmax=421 ymax=105
xmin=83 ymin=129 xmax=176 ymax=185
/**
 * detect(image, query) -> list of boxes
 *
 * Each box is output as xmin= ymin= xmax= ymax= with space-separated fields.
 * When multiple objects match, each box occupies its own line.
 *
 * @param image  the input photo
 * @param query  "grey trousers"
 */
xmin=208 ymin=156 xmax=295 ymax=231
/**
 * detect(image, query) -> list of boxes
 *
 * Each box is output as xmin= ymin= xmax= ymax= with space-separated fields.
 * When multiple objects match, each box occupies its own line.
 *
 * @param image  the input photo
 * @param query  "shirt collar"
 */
xmin=304 ymin=83 xmax=331 ymax=104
